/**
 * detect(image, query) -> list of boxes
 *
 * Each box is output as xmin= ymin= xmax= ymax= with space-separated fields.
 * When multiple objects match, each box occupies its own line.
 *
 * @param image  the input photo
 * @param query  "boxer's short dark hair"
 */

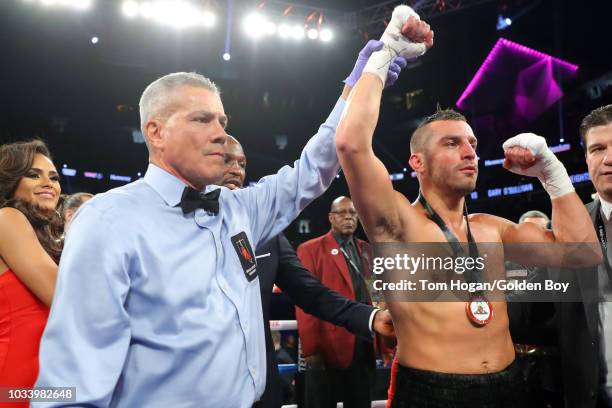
xmin=419 ymin=107 xmax=467 ymax=128
xmin=410 ymin=106 xmax=467 ymax=154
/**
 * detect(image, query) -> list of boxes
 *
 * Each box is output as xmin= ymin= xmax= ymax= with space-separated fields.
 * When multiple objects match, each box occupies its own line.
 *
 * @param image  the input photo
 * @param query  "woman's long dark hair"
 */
xmin=0 ymin=140 xmax=63 ymax=261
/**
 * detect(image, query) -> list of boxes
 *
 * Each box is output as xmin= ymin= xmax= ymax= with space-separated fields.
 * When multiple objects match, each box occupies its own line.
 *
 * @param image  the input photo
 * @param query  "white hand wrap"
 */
xmin=502 ymin=133 xmax=574 ymax=198
xmin=363 ymin=5 xmax=427 ymax=85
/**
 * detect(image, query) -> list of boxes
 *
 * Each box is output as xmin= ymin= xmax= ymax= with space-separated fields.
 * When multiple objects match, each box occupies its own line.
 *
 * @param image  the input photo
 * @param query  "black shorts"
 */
xmin=390 ymin=359 xmax=527 ymax=408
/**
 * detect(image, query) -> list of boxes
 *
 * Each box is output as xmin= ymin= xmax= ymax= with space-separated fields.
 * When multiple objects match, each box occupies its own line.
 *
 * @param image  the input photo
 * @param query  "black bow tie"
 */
xmin=180 ymin=187 xmax=220 ymax=215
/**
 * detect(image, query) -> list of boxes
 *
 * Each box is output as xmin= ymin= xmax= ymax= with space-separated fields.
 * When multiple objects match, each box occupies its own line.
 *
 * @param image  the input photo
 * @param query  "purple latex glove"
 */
xmin=343 ymin=40 xmax=408 ymax=88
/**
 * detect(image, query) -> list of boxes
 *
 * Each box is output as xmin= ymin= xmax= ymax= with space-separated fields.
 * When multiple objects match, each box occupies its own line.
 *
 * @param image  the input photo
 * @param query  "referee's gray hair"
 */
xmin=139 ymin=72 xmax=219 ymax=137
xmin=519 ymin=210 xmax=550 ymax=224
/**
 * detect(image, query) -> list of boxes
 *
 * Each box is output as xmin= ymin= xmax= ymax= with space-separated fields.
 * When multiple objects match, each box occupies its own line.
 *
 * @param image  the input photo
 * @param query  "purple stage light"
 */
xmin=456 ymin=38 xmax=578 ymax=120
xmin=514 ymin=58 xmax=562 ymax=121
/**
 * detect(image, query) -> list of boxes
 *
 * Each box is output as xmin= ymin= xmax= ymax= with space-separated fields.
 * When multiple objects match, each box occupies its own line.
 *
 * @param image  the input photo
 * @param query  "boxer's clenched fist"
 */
xmin=502 ymin=133 xmax=549 ymax=176
xmin=502 ymin=133 xmax=574 ymax=198
xmin=363 ymin=5 xmax=433 ymax=85
xmin=384 ymin=6 xmax=433 ymax=59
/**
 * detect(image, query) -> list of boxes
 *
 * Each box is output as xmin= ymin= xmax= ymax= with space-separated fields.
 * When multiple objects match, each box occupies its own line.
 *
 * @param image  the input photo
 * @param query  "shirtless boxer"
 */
xmin=336 ymin=5 xmax=602 ymax=407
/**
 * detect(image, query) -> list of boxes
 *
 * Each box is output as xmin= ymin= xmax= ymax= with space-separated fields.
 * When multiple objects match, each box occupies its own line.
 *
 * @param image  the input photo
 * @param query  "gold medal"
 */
xmin=466 ymin=295 xmax=493 ymax=326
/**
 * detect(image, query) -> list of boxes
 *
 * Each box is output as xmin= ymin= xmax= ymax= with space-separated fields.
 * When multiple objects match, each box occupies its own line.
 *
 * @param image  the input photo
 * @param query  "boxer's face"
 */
xmin=13 ymin=153 xmax=61 ymax=213
xmin=585 ymin=123 xmax=612 ymax=201
xmin=149 ymin=86 xmax=228 ymax=190
xmin=421 ymin=120 xmax=478 ymax=196
xmin=221 ymin=141 xmax=246 ymax=190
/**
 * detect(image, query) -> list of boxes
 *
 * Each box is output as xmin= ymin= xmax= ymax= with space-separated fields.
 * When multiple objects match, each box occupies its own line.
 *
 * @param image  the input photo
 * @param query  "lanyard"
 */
xmin=418 ymin=191 xmax=481 ymax=284
xmin=339 ymin=246 xmax=360 ymax=274
xmin=596 ymin=201 xmax=608 ymax=250
xmin=595 ymin=201 xmax=612 ymax=272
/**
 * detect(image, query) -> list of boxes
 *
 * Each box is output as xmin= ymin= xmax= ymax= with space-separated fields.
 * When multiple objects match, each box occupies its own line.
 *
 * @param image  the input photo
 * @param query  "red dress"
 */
xmin=0 ymin=269 xmax=50 ymax=407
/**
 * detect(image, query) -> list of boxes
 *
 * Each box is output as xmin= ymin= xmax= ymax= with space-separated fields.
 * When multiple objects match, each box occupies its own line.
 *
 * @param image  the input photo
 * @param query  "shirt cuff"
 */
xmin=326 ymin=97 xmax=347 ymax=127
xmin=368 ymin=308 xmax=379 ymax=336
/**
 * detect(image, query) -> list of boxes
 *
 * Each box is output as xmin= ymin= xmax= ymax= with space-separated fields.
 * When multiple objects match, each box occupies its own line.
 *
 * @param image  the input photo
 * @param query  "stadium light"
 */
xmin=243 ymin=12 xmax=267 ymax=38
xmin=306 ymin=28 xmax=318 ymax=40
xmin=156 ymin=1 xmax=202 ymax=29
xmin=496 ymin=14 xmax=512 ymax=30
xmin=319 ymin=28 xmax=332 ymax=42
xmin=121 ymin=0 xmax=139 ymax=17
xmin=242 ymin=8 xmax=333 ymax=45
xmin=201 ymin=10 xmax=216 ymax=27
xmin=278 ymin=23 xmax=291 ymax=39
xmin=120 ymin=1 xmax=216 ymax=30
xmin=291 ymin=25 xmax=304 ymax=40
xmin=71 ymin=0 xmax=92 ymax=9
xmin=36 ymin=0 xmax=92 ymax=9
xmin=264 ymin=21 xmax=277 ymax=35
xmin=139 ymin=1 xmax=155 ymax=18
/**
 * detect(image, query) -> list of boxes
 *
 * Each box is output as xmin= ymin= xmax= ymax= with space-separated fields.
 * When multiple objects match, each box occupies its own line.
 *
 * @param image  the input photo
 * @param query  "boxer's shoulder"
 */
xmin=469 ymin=212 xmax=512 ymax=242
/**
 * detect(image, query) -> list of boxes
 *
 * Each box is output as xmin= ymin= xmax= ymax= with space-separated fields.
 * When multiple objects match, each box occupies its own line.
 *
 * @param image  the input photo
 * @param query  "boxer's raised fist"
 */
xmin=502 ymin=133 xmax=574 ymax=198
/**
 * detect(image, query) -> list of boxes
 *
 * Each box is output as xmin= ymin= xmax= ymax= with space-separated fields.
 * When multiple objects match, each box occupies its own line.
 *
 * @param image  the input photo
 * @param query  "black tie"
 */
xmin=180 ymin=187 xmax=220 ymax=215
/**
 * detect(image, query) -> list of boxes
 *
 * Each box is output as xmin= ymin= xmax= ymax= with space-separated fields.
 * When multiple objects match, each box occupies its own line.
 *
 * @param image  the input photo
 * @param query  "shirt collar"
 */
xmin=332 ymin=231 xmax=354 ymax=247
xmin=144 ymin=163 xmax=220 ymax=207
xmin=600 ymin=197 xmax=612 ymax=221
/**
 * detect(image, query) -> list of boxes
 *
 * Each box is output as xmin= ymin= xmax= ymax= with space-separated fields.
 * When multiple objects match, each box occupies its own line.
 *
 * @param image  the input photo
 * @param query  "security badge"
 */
xmin=466 ymin=294 xmax=493 ymax=326
xmin=231 ymin=232 xmax=257 ymax=282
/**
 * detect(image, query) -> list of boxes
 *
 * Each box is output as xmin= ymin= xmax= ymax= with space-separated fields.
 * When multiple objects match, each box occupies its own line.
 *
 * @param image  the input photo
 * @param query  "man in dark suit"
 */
xmin=552 ymin=201 xmax=611 ymax=408
xmin=541 ymin=196 xmax=612 ymax=408
xmin=556 ymin=104 xmax=612 ymax=408
xmin=511 ymin=105 xmax=612 ymax=408
xmin=219 ymin=136 xmax=395 ymax=408
xmin=296 ymin=196 xmax=377 ymax=408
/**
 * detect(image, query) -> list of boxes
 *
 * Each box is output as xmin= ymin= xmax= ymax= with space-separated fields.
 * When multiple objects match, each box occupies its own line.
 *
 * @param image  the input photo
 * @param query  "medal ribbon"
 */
xmin=417 ymin=191 xmax=482 ymax=289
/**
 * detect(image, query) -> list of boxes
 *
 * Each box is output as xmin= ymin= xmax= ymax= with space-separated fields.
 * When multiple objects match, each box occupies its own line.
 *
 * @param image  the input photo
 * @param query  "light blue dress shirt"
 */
xmin=34 ymin=97 xmax=346 ymax=408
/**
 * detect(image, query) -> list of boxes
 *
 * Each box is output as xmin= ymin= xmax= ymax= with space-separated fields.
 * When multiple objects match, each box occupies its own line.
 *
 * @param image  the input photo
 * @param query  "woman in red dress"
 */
xmin=0 ymin=140 xmax=62 ymax=407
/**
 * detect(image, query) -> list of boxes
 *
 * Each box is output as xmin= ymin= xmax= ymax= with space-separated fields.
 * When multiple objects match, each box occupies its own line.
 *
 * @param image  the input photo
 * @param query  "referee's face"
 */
xmin=155 ymin=86 xmax=229 ymax=190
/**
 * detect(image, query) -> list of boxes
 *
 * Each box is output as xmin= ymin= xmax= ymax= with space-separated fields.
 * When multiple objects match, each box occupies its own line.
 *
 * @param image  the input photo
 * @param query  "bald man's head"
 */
xmin=331 ymin=196 xmax=351 ymax=210
xmin=220 ymin=135 xmax=247 ymax=189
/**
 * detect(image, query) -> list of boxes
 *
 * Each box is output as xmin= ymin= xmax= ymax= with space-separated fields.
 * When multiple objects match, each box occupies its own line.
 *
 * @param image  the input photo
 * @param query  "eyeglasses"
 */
xmin=330 ymin=210 xmax=357 ymax=217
